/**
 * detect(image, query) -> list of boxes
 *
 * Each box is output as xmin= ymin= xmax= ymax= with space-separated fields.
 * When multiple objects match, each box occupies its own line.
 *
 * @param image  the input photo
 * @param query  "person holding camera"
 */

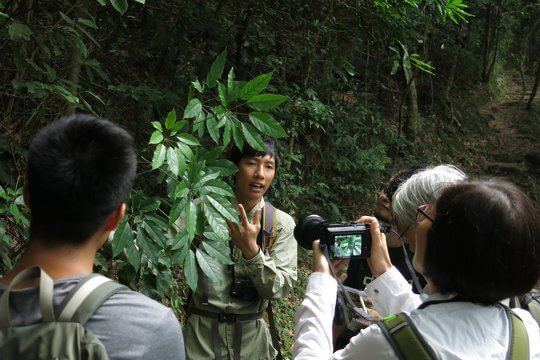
xmin=294 ymin=178 xmax=540 ymax=359
xmin=183 ymin=138 xmax=297 ymax=360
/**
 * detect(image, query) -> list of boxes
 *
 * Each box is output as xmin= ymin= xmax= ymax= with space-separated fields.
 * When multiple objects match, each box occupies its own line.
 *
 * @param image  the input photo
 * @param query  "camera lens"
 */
xmin=294 ymin=214 xmax=325 ymax=250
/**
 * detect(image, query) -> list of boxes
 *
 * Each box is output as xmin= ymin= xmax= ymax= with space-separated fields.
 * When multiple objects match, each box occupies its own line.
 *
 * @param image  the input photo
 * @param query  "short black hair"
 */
xmin=27 ymin=114 xmax=137 ymax=246
xmin=384 ymin=164 xmax=426 ymax=202
xmin=424 ymin=179 xmax=540 ymax=304
xmin=229 ymin=136 xmax=279 ymax=170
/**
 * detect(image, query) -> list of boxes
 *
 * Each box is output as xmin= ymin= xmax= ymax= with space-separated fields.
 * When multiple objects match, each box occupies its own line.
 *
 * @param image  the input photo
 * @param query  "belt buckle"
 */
xmin=218 ymin=313 xmax=236 ymax=323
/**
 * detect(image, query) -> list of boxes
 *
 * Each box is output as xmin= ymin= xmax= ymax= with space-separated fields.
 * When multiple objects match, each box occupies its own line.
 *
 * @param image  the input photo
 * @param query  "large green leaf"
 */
xmin=196 ymin=249 xmax=222 ymax=283
xmin=218 ymin=82 xmax=228 ymax=106
xmin=151 ymin=144 xmax=166 ymax=169
xmin=165 ymin=108 xmax=176 ymax=130
xmin=232 ymin=120 xmax=244 ymax=150
xmin=174 ymin=180 xmax=189 ymax=200
xmin=185 ymin=249 xmax=198 ymax=290
xmin=241 ymin=123 xmax=265 ymax=151
xmin=246 ymin=94 xmax=288 ymax=111
xmin=205 ymin=194 xmax=238 ymax=223
xmin=169 ymin=197 xmax=187 ymax=226
xmin=112 ymin=219 xmax=132 ymax=257
xmin=142 ymin=221 xmax=165 ymax=248
xmin=206 ymin=113 xmax=220 ymax=143
xmin=177 ymin=133 xmax=200 ymax=146
xmin=166 ymin=147 xmax=179 ymax=176
xmin=149 ymin=130 xmax=163 ymax=145
xmin=249 ymin=112 xmax=287 ymax=138
xmin=125 ymin=242 xmax=141 ymax=272
xmin=193 ymin=112 xmax=206 ymax=138
xmin=110 ymin=0 xmax=128 ymax=14
xmin=239 ymin=72 xmax=273 ymax=100
xmin=183 ymin=98 xmax=202 ymax=119
xmin=207 ymin=159 xmax=238 ymax=176
xmin=202 ymin=240 xmax=234 ymax=265
xmin=185 ymin=200 xmax=198 ymax=240
xmin=136 ymin=228 xmax=158 ymax=264
xmin=206 ymin=49 xmax=227 ymax=88
xmin=202 ymin=198 xmax=229 ymax=238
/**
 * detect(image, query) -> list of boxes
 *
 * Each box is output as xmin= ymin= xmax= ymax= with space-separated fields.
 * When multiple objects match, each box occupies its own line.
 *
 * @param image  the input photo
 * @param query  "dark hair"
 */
xmin=384 ymin=164 xmax=426 ymax=202
xmin=27 ymin=114 xmax=137 ymax=246
xmin=424 ymin=179 xmax=540 ymax=304
xmin=229 ymin=136 xmax=279 ymax=170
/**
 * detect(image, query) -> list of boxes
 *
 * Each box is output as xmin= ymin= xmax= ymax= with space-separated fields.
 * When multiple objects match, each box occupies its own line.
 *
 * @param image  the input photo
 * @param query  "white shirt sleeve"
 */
xmin=365 ymin=266 xmax=422 ymax=317
xmin=293 ymin=272 xmax=337 ymax=359
xmin=293 ymin=272 xmax=401 ymax=360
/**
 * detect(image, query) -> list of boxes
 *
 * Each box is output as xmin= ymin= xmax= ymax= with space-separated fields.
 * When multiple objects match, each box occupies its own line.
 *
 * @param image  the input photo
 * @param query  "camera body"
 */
xmin=294 ymin=214 xmax=390 ymax=259
xmin=229 ymin=277 xmax=260 ymax=302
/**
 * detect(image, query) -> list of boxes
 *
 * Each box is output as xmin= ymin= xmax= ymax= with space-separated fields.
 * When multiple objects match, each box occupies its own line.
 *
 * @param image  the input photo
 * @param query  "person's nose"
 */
xmin=254 ymin=164 xmax=265 ymax=179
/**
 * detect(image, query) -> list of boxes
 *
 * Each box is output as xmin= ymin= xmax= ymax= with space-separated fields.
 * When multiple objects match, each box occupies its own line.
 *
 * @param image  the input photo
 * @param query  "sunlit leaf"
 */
xmin=206 ymin=49 xmax=227 ymax=88
xmin=151 ymin=144 xmax=166 ymax=169
xmin=185 ymin=249 xmax=198 ymax=290
xmin=241 ymin=123 xmax=265 ymax=151
xmin=112 ymin=219 xmax=132 ymax=257
xmin=203 ymin=240 xmax=234 ymax=265
xmin=240 ymin=72 xmax=273 ymax=100
xmin=183 ymin=98 xmax=202 ymax=119
xmin=196 ymin=249 xmax=222 ymax=283
xmin=165 ymin=108 xmax=176 ymax=130
xmin=246 ymin=94 xmax=288 ymax=111
xmin=149 ymin=130 xmax=163 ymax=144
xmin=249 ymin=112 xmax=287 ymax=138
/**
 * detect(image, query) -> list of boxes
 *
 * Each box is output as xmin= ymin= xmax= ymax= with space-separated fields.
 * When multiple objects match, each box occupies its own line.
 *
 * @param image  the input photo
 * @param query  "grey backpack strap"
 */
xmin=0 ymin=266 xmax=55 ymax=327
xmin=260 ymin=201 xmax=276 ymax=254
xmin=57 ymin=274 xmax=127 ymax=324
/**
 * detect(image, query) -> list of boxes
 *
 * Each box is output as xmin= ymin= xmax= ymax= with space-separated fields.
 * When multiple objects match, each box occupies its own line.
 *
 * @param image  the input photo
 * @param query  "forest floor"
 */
xmin=476 ymin=73 xmax=540 ymax=206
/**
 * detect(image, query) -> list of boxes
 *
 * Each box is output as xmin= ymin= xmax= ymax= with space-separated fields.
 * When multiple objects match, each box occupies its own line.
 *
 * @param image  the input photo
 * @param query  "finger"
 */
xmin=237 ymin=203 xmax=249 ymax=224
xmin=312 ymin=239 xmax=321 ymax=253
xmin=338 ymin=273 xmax=348 ymax=282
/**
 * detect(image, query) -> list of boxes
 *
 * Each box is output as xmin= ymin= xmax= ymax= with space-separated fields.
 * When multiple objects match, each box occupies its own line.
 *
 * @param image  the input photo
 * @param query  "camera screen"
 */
xmin=333 ymin=234 xmax=363 ymax=258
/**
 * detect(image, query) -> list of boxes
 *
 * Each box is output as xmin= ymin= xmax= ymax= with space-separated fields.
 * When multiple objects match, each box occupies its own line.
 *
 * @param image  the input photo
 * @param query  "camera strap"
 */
xmin=322 ymin=245 xmax=376 ymax=325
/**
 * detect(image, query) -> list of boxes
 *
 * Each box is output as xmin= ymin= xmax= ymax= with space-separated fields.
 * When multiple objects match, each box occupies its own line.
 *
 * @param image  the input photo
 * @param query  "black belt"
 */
xmin=190 ymin=308 xmax=264 ymax=360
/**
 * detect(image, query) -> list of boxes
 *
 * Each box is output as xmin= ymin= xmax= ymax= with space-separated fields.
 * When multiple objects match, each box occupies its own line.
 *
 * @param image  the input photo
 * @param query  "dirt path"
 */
xmin=477 ymin=75 xmax=540 ymax=204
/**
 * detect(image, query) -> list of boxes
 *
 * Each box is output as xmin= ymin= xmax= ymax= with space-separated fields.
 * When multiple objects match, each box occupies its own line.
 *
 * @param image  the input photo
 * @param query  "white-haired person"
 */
xmin=366 ymin=164 xmax=467 ymax=317
xmin=294 ymin=178 xmax=540 ymax=359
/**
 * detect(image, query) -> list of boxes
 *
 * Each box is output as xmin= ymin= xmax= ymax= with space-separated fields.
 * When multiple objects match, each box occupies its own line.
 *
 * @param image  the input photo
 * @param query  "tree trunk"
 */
xmin=526 ymin=60 xmax=540 ymax=110
xmin=405 ymin=77 xmax=418 ymax=142
xmin=481 ymin=5 xmax=500 ymax=83
xmin=445 ymin=47 xmax=460 ymax=101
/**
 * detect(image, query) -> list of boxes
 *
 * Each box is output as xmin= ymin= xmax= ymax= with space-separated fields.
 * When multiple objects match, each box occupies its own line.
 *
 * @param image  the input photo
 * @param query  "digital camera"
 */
xmin=229 ymin=277 xmax=260 ymax=302
xmin=294 ymin=215 xmax=390 ymax=259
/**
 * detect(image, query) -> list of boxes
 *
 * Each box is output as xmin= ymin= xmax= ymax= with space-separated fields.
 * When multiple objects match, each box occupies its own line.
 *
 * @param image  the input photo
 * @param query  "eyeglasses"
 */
xmin=416 ymin=204 xmax=434 ymax=223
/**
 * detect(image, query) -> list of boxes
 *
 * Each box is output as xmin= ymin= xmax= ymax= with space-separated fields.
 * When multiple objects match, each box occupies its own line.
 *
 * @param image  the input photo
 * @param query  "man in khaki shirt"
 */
xmin=184 ymin=138 xmax=297 ymax=360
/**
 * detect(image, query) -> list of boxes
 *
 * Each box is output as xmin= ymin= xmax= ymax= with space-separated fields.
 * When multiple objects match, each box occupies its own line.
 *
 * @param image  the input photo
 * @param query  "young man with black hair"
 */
xmin=183 ymin=138 xmax=298 ymax=360
xmin=0 ymin=115 xmax=185 ymax=359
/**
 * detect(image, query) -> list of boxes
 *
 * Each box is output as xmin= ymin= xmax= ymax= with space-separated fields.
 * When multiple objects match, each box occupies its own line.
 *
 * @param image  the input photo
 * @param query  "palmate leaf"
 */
xmin=196 ymin=248 xmax=223 ymax=284
xmin=207 ymin=159 xmax=237 ymax=176
xmin=203 ymin=240 xmax=233 ymax=265
xmin=249 ymin=112 xmax=287 ymax=138
xmin=204 ymin=194 xmax=238 ymax=223
xmin=232 ymin=120 xmax=244 ymax=150
xmin=166 ymin=147 xmax=179 ymax=176
xmin=239 ymin=72 xmax=273 ymax=100
xmin=202 ymin=198 xmax=229 ymax=238
xmin=185 ymin=249 xmax=198 ymax=290
xmin=125 ymin=242 xmax=141 ymax=272
xmin=112 ymin=219 xmax=132 ymax=257
xmin=185 ymin=200 xmax=197 ymax=240
xmin=241 ymin=123 xmax=265 ymax=151
xmin=109 ymin=0 xmax=128 ymax=14
xmin=136 ymin=228 xmax=158 ymax=264
xmin=206 ymin=113 xmax=220 ymax=143
xmin=165 ymin=108 xmax=176 ymax=130
xmin=206 ymin=49 xmax=227 ymax=89
xmin=246 ymin=94 xmax=288 ymax=111
xmin=151 ymin=144 xmax=166 ymax=169
xmin=183 ymin=98 xmax=202 ymax=119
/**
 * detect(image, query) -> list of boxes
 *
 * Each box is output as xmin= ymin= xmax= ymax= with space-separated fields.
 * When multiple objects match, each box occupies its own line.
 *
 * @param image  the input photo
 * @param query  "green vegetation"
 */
xmin=1 ymin=0 xmax=539 ymax=357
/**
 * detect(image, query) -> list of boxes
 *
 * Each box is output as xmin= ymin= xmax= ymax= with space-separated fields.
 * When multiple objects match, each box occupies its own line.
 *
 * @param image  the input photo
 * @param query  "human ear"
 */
xmin=103 ymin=203 xmax=126 ymax=231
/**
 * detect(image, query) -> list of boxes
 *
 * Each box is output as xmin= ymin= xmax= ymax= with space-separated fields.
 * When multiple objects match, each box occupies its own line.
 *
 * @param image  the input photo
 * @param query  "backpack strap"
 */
xmin=259 ymin=201 xmax=277 ymax=255
xmin=377 ymin=313 xmax=436 ymax=360
xmin=57 ymin=274 xmax=127 ymax=324
xmin=502 ymin=306 xmax=529 ymax=360
xmin=520 ymin=292 xmax=540 ymax=325
xmin=0 ymin=266 xmax=55 ymax=327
